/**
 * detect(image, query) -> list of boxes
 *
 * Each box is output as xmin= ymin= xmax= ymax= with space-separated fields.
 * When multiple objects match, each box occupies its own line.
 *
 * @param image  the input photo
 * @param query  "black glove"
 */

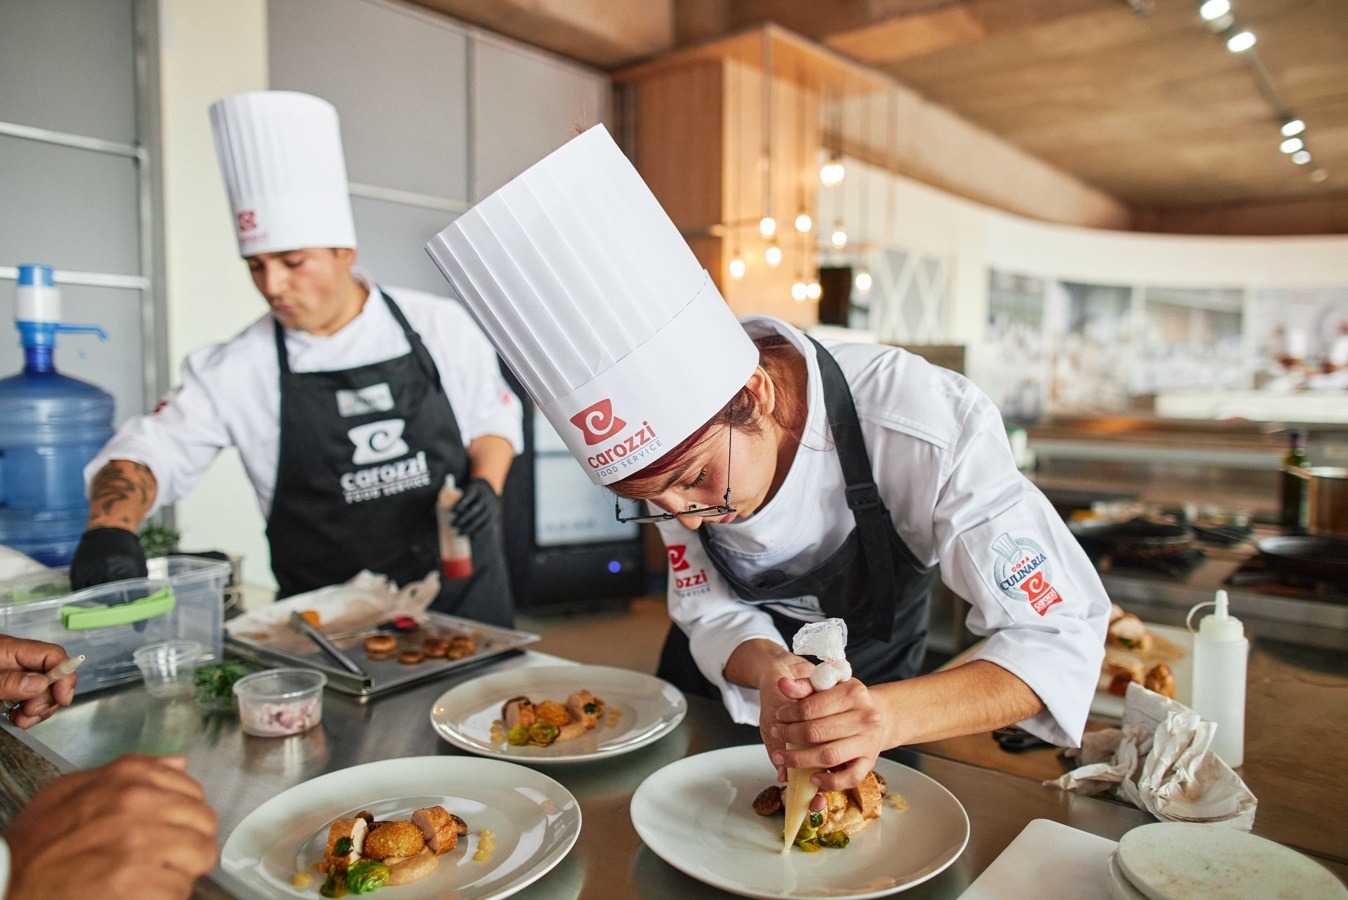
xmin=450 ymin=478 xmax=499 ymax=539
xmin=69 ymin=527 xmax=148 ymax=591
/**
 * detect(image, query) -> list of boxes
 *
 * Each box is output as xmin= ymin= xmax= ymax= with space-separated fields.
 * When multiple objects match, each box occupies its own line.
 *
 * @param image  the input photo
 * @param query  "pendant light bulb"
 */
xmin=1226 ymin=30 xmax=1255 ymax=53
xmin=1291 ymin=150 xmax=1311 ymax=165
xmin=806 ymin=281 xmax=822 ymax=301
xmin=795 ymin=212 xmax=813 ymax=233
xmin=759 ymin=216 xmax=777 ymax=239
xmin=765 ymin=243 xmax=783 ymax=267
xmin=831 ymin=225 xmax=848 ymax=249
xmin=729 ymin=254 xmax=747 ymax=280
xmin=820 ymin=159 xmax=845 ymax=187
xmin=1280 ymin=136 xmax=1304 ymax=154
xmin=1281 ymin=118 xmax=1305 ymax=137
xmin=791 ymin=280 xmax=808 ymax=302
xmin=1198 ymin=0 xmax=1230 ymax=21
xmin=855 ymin=269 xmax=873 ymax=294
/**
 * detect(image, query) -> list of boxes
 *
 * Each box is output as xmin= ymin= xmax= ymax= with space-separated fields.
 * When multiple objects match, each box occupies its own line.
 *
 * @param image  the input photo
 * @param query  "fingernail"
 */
xmin=771 ymin=752 xmax=784 ymax=767
xmin=769 ymin=725 xmax=780 ymax=739
xmin=20 ymin=674 xmax=44 ymax=692
xmin=810 ymin=775 xmax=821 ymax=786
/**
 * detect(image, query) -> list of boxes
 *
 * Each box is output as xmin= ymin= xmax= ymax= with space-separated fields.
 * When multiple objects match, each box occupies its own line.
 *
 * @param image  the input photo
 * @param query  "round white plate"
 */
xmin=220 ymin=756 xmax=581 ymax=899
xmin=1115 ymin=822 xmax=1348 ymax=900
xmin=630 ymin=745 xmax=969 ymax=899
xmin=430 ymin=664 xmax=687 ymax=763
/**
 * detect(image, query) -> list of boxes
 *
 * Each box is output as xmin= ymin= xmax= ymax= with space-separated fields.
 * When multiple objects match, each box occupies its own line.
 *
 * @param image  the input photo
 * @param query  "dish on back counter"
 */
xmin=1094 ymin=604 xmax=1193 ymax=717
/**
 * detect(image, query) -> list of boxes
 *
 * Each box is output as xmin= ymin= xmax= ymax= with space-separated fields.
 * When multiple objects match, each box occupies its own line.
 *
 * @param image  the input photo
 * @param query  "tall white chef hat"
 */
xmin=426 ymin=125 xmax=758 ymax=487
xmin=209 ymin=91 xmax=356 ymax=257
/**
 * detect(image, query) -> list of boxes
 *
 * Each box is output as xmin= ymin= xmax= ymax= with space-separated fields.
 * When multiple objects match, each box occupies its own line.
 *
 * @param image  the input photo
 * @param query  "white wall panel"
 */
xmin=351 ymin=196 xmax=462 ymax=295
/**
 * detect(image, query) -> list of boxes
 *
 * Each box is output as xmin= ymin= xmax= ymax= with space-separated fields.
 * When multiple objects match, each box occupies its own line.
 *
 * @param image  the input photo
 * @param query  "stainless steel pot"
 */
xmin=1293 ymin=467 xmax=1348 ymax=539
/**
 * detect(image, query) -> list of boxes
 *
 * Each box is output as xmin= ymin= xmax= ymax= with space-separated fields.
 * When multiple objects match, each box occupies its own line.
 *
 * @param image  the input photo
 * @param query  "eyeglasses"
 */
xmin=614 ymin=426 xmax=736 ymax=524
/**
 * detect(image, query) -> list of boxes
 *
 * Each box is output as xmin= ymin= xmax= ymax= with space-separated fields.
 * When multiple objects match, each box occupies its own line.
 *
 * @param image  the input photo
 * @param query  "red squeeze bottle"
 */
xmin=437 ymin=475 xmax=473 ymax=579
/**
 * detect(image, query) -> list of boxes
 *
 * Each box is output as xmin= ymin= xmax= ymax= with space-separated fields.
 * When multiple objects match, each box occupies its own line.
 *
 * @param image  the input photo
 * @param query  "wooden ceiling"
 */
xmin=411 ymin=0 xmax=1348 ymax=233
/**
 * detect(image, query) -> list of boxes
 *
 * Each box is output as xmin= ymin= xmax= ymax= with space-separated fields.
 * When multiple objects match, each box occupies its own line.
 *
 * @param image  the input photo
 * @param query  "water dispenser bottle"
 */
xmin=0 ymin=265 xmax=115 ymax=565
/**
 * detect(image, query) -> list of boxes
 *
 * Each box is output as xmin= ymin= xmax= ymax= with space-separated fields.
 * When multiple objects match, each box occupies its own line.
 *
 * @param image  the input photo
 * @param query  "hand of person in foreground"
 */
xmin=3 ymin=754 xmax=219 ymax=900
xmin=0 ymin=635 xmax=76 ymax=730
xmin=771 ymin=673 xmax=888 ymax=794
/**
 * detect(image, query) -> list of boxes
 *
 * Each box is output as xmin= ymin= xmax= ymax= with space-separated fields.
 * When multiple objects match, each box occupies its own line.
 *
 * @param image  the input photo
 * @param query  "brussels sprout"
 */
xmin=346 ymin=859 xmax=390 ymax=894
xmin=507 ymin=724 xmax=532 ymax=746
xmin=796 ymin=838 xmax=823 ymax=852
xmin=818 ymin=832 xmax=850 ymax=849
xmin=808 ymin=811 xmax=824 ymax=828
xmin=527 ymin=722 xmax=560 ymax=746
xmin=333 ymin=837 xmax=353 ymax=856
xmin=792 ymin=819 xmax=818 ymax=844
xmin=583 ymin=702 xmax=598 ymax=714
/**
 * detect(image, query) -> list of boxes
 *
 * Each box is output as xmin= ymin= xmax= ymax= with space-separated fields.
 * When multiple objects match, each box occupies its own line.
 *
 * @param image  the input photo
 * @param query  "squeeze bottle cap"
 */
xmin=1198 ymin=589 xmax=1245 ymax=642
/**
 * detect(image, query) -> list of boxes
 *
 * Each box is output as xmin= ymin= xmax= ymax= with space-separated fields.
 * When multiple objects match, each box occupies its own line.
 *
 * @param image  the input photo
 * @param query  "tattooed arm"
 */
xmin=86 ymin=460 xmax=158 ymax=532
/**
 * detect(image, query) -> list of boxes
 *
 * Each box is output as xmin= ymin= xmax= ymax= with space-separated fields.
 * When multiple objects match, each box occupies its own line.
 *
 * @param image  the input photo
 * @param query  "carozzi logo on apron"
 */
xmin=340 ymin=418 xmax=432 ymax=504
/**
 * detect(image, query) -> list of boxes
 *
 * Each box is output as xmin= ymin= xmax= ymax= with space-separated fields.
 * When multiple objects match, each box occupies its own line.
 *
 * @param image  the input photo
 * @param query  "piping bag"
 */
xmin=781 ymin=617 xmax=851 ymax=853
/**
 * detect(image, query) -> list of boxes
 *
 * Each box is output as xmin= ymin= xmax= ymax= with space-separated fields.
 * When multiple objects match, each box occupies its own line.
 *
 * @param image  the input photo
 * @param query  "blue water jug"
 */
xmin=0 ymin=265 xmax=114 ymax=566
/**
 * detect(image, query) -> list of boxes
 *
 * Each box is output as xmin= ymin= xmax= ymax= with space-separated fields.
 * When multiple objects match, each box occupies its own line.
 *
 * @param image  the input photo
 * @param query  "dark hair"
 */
xmin=610 ymin=334 xmax=805 ymax=499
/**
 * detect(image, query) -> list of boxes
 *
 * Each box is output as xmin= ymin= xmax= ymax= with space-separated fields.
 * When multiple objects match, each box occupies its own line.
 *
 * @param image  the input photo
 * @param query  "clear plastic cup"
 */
xmin=233 ymin=668 xmax=326 ymax=737
xmin=132 ymin=640 xmax=203 ymax=699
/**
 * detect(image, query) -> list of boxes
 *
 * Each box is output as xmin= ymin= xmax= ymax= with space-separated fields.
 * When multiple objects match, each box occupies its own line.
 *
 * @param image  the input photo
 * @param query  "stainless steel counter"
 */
xmin=0 ymin=649 xmax=1182 ymax=899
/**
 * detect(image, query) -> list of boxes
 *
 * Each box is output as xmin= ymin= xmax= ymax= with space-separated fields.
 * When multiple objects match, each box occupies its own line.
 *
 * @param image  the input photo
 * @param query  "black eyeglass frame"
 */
xmin=613 ymin=426 xmax=736 ymax=524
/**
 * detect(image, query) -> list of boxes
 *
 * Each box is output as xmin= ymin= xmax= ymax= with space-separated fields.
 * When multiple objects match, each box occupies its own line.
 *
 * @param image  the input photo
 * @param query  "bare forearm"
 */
xmin=86 ymin=460 xmax=157 ymax=531
xmin=870 ymin=660 xmax=1044 ymax=747
xmin=465 ymin=435 xmax=514 ymax=495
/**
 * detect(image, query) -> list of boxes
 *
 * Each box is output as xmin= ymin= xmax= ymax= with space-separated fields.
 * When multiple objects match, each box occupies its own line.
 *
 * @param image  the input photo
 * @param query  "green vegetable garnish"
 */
xmin=320 ymin=866 xmax=349 ymax=897
xmin=334 ymin=837 xmax=353 ymax=856
xmin=194 ymin=660 xmax=246 ymax=707
xmin=793 ymin=819 xmax=818 ymax=845
xmin=797 ymin=839 xmax=823 ymax=852
xmin=583 ymin=702 xmax=597 ymax=714
xmin=808 ymin=811 xmax=824 ymax=828
xmin=818 ymin=832 xmax=850 ymax=849
xmin=527 ymin=723 xmax=560 ymax=746
xmin=346 ymin=860 xmax=390 ymax=894
xmin=507 ymin=724 xmax=531 ymax=746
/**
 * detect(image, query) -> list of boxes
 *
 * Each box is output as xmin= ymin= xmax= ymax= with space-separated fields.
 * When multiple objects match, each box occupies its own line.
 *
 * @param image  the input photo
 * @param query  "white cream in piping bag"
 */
xmin=780 ymin=618 xmax=851 ymax=854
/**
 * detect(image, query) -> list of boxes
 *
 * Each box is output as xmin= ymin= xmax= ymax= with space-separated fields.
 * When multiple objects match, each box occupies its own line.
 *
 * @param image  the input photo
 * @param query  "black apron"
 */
xmin=657 ymin=337 xmax=935 ymax=697
xmin=266 ymin=290 xmax=514 ymax=627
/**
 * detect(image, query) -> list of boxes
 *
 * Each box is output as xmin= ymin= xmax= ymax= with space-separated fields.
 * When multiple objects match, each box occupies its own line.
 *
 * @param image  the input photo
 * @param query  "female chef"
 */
xmin=72 ymin=92 xmax=522 ymax=626
xmin=426 ymin=126 xmax=1110 ymax=785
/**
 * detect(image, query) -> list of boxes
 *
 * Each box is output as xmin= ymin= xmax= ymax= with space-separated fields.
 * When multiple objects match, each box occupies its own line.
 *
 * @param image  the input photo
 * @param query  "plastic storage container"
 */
xmin=0 ymin=555 xmax=230 ymax=694
xmin=233 ymin=668 xmax=326 ymax=736
xmin=0 ymin=264 xmax=114 ymax=565
xmin=133 ymin=639 xmax=203 ymax=698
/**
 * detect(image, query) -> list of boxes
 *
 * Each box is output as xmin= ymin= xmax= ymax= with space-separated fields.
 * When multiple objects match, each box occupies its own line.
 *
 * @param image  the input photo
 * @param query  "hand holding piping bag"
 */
xmin=779 ymin=618 xmax=851 ymax=854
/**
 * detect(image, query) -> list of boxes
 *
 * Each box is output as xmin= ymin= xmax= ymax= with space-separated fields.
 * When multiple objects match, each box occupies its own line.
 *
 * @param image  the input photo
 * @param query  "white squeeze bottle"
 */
xmin=1189 ymin=589 xmax=1248 ymax=767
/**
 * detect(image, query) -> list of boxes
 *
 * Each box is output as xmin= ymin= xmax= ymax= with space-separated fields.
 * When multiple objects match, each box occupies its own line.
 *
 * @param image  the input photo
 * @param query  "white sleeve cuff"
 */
xmin=0 ymin=834 xmax=11 ymax=900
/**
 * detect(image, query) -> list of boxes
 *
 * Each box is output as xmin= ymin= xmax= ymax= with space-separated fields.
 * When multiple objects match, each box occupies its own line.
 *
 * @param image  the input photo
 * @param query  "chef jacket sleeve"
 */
xmin=655 ymin=521 xmax=787 ymax=724
xmin=930 ymin=390 xmax=1110 ymax=747
xmin=426 ymin=303 xmax=523 ymax=453
xmin=84 ymin=344 xmax=236 ymax=517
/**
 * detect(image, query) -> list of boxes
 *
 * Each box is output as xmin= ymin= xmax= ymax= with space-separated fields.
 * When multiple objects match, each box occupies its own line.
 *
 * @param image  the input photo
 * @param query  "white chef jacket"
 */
xmin=86 ymin=272 xmax=524 ymax=518
xmin=656 ymin=317 xmax=1110 ymax=747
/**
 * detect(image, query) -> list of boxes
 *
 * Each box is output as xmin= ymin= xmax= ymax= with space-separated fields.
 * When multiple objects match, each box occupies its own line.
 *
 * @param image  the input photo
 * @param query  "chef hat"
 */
xmin=209 ymin=91 xmax=356 ymax=257
xmin=426 ymin=125 xmax=758 ymax=487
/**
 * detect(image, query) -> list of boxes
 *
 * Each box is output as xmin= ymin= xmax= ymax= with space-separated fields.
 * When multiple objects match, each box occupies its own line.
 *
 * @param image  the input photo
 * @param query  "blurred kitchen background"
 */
xmin=2 ymin=0 xmax=1346 ymax=653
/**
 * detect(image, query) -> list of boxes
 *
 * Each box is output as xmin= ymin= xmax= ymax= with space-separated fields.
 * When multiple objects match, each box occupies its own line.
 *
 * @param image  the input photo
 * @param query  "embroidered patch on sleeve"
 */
xmin=991 ymin=533 xmax=1063 ymax=616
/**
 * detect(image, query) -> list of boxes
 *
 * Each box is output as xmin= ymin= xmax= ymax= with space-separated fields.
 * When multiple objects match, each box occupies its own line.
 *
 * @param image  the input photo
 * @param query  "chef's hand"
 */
xmin=450 ymin=478 xmax=499 ymax=538
xmin=3 ymin=754 xmax=218 ymax=900
xmin=69 ymin=526 xmax=147 ymax=591
xmin=753 ymin=653 xmax=815 ymax=782
xmin=772 ymin=673 xmax=885 ymax=793
xmin=0 ymin=635 xmax=75 ymax=729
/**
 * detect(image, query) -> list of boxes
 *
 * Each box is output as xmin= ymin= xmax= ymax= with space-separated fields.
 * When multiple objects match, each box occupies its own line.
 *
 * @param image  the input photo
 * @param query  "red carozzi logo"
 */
xmin=667 ymin=545 xmax=690 ymax=572
xmin=1019 ymin=570 xmax=1062 ymax=616
xmin=570 ymin=399 xmax=626 ymax=446
xmin=236 ymin=210 xmax=258 ymax=232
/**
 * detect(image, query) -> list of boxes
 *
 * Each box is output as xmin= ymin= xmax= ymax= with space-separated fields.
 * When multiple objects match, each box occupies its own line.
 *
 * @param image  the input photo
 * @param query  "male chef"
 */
xmin=71 ymin=91 xmax=521 ymax=626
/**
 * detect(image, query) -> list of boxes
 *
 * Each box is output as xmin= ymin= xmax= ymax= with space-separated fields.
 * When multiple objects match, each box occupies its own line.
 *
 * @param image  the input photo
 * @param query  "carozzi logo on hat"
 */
xmin=570 ymin=399 xmax=626 ymax=445
xmin=236 ymin=210 xmax=258 ymax=232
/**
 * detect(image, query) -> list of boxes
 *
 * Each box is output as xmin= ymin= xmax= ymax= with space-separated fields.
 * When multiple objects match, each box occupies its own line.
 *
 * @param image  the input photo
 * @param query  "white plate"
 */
xmin=220 ymin=756 xmax=581 ymax=899
xmin=430 ymin=664 xmax=687 ymax=763
xmin=631 ymin=745 xmax=969 ymax=899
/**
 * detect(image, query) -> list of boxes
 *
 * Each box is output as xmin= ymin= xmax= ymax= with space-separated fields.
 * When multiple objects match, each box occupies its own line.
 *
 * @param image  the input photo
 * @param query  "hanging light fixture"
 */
xmin=855 ymin=268 xmax=873 ymax=294
xmin=765 ymin=241 xmax=782 ymax=267
xmin=1281 ymin=118 xmax=1306 ymax=137
xmin=794 ymin=73 xmax=813 ymax=233
xmin=1291 ymin=150 xmax=1312 ymax=165
xmin=791 ymin=279 xmax=808 ymax=302
xmin=729 ymin=249 xmax=747 ymax=280
xmin=1280 ymin=136 xmax=1304 ymax=154
xmin=758 ymin=31 xmax=776 ymax=244
xmin=831 ymin=221 xmax=847 ymax=249
xmin=794 ymin=212 xmax=813 ymax=233
xmin=759 ymin=216 xmax=777 ymax=238
xmin=820 ymin=82 xmax=845 ymax=186
xmin=1226 ymin=29 xmax=1256 ymax=53
xmin=806 ymin=280 xmax=822 ymax=301
xmin=1198 ymin=0 xmax=1230 ymax=21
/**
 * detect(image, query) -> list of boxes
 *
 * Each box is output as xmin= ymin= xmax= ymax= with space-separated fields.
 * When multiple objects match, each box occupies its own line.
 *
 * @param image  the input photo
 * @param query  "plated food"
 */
xmin=1101 ymin=604 xmax=1184 ymax=700
xmin=220 ymin=756 xmax=580 ymax=900
xmin=431 ymin=664 xmax=686 ymax=763
xmin=754 ymin=771 xmax=893 ymax=853
xmin=309 ymin=805 xmax=469 ymax=895
xmin=631 ymin=746 xmax=968 ymax=900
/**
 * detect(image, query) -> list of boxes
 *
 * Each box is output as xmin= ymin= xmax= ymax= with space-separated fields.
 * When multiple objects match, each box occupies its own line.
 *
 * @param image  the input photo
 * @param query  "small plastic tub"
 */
xmin=132 ymin=640 xmax=203 ymax=699
xmin=233 ymin=668 xmax=326 ymax=737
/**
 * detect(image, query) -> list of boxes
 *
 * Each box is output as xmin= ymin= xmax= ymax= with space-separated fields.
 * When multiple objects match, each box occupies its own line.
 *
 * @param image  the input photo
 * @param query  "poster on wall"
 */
xmin=1136 ymin=287 xmax=1246 ymax=395
xmin=1248 ymin=287 xmax=1348 ymax=390
xmin=985 ymin=270 xmax=1047 ymax=424
xmin=1045 ymin=281 xmax=1133 ymax=414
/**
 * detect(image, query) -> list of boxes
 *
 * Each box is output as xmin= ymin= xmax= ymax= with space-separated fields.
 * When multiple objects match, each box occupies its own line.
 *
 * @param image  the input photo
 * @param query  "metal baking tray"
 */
xmin=224 ymin=612 xmax=539 ymax=698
